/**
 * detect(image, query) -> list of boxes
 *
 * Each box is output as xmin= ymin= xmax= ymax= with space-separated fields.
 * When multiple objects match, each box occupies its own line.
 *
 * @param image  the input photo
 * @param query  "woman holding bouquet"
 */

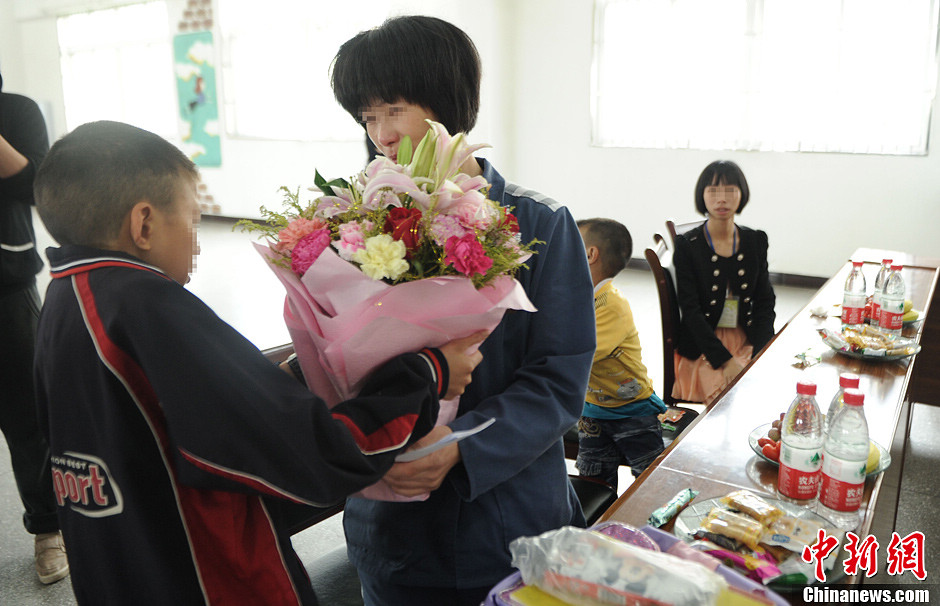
xmin=330 ymin=15 xmax=596 ymax=606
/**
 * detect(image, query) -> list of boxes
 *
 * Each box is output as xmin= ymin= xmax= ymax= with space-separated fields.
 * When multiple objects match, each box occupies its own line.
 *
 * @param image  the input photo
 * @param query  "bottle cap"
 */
xmin=852 ymin=261 xmax=863 ymax=267
xmin=796 ymin=381 xmax=817 ymax=396
xmin=839 ymin=373 xmax=860 ymax=389
xmin=842 ymin=388 xmax=864 ymax=406
xmin=882 ymin=259 xmax=892 ymax=265
xmin=891 ymin=264 xmax=903 ymax=271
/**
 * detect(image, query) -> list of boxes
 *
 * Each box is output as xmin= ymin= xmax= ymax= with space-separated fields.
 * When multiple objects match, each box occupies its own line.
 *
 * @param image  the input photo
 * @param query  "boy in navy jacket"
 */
xmin=32 ymin=120 xmax=482 ymax=605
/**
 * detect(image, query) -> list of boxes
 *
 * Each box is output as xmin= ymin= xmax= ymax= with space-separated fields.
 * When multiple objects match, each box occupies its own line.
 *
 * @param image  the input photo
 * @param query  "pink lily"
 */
xmin=314 ymin=187 xmax=357 ymax=219
xmin=361 ymin=169 xmax=429 ymax=210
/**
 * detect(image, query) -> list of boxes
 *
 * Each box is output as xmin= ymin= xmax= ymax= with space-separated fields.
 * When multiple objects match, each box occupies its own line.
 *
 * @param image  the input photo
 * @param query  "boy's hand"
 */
xmin=438 ymin=330 xmax=488 ymax=400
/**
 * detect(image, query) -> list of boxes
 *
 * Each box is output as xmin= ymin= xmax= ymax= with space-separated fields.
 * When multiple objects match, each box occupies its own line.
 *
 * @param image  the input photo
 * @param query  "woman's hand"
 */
xmin=383 ymin=426 xmax=460 ymax=496
xmin=438 ymin=330 xmax=488 ymax=400
xmin=721 ymin=358 xmax=745 ymax=384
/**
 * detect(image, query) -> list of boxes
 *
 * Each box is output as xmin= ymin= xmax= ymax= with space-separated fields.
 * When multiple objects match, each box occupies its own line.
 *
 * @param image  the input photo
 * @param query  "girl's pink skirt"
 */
xmin=672 ymin=326 xmax=753 ymax=405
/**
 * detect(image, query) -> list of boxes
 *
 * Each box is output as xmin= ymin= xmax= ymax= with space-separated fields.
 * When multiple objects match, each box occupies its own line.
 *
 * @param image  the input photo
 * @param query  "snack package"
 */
xmin=510 ymin=526 xmax=727 ymax=606
xmin=719 ymin=491 xmax=784 ymax=527
xmin=648 ymin=488 xmax=698 ymax=527
xmin=702 ymin=508 xmax=764 ymax=551
xmin=817 ymin=328 xmax=849 ymax=351
xmin=702 ymin=548 xmax=782 ymax=584
xmin=765 ymin=516 xmax=844 ymax=557
xmin=691 ymin=528 xmax=745 ymax=552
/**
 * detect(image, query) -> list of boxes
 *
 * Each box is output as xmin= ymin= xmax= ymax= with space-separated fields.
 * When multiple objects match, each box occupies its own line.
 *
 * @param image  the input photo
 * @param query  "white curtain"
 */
xmin=592 ymin=0 xmax=939 ymax=155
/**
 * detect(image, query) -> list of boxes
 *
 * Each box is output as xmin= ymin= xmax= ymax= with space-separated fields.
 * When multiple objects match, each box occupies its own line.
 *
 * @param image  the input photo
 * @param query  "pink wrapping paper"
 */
xmin=254 ymin=242 xmax=536 ymax=500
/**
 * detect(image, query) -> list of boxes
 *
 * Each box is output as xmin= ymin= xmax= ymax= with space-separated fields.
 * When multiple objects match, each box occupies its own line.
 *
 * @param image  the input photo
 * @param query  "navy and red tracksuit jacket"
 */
xmin=34 ymin=245 xmax=442 ymax=605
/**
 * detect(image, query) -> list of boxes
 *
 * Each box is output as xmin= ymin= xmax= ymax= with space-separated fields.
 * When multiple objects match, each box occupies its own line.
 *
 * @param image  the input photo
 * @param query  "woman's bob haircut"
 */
xmin=694 ymin=160 xmax=750 ymax=215
xmin=331 ymin=15 xmax=481 ymax=135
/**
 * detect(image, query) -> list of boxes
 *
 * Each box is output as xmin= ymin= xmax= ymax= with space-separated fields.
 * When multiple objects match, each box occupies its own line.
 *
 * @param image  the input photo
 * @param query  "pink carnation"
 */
xmin=444 ymin=234 xmax=493 ymax=277
xmin=332 ymin=220 xmax=368 ymax=261
xmin=451 ymin=191 xmax=494 ymax=230
xmin=290 ymin=228 xmax=332 ymax=276
xmin=275 ymin=217 xmax=327 ymax=253
xmin=429 ymin=214 xmax=469 ymax=246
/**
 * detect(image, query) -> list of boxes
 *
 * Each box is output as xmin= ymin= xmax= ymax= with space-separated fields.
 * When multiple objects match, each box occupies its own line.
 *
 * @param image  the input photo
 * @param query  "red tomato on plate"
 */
xmin=761 ymin=442 xmax=780 ymax=462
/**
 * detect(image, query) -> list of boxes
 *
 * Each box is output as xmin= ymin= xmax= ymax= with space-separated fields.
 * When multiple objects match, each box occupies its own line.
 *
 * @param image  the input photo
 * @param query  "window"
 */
xmin=218 ymin=0 xmax=390 ymax=141
xmin=57 ymin=2 xmax=176 ymax=137
xmin=592 ymin=0 xmax=939 ymax=155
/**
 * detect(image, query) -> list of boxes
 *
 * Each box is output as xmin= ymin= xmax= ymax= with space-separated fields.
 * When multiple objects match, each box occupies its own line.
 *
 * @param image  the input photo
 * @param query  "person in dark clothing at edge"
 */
xmin=0 ymin=65 xmax=69 ymax=585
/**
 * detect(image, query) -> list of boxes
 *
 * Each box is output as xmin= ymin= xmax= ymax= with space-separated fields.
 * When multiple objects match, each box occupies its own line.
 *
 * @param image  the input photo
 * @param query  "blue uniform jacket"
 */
xmin=343 ymin=160 xmax=596 ymax=588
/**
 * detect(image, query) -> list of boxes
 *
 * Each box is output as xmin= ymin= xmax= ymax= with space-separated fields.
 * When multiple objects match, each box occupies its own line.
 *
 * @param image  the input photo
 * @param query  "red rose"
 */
xmin=444 ymin=234 xmax=493 ymax=277
xmin=383 ymin=207 xmax=423 ymax=256
xmin=500 ymin=211 xmax=520 ymax=234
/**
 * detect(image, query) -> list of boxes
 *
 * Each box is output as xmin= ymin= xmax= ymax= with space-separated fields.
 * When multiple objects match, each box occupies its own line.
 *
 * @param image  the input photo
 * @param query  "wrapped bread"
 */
xmin=720 ymin=490 xmax=784 ymax=527
xmin=702 ymin=508 xmax=764 ymax=550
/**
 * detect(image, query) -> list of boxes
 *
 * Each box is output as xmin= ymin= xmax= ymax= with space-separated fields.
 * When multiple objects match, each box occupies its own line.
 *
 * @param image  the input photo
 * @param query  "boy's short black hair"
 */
xmin=694 ymin=160 xmax=750 ymax=215
xmin=577 ymin=218 xmax=633 ymax=279
xmin=35 ymin=121 xmax=198 ymax=247
xmin=331 ymin=15 xmax=481 ymax=135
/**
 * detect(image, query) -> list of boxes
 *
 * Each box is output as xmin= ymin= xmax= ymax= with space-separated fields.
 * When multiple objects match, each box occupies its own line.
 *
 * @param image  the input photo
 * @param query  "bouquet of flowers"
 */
xmin=241 ymin=121 xmax=537 ymax=500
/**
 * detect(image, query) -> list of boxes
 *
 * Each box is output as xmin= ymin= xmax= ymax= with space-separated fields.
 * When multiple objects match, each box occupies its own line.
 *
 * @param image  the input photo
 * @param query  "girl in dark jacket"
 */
xmin=673 ymin=160 xmax=776 ymax=404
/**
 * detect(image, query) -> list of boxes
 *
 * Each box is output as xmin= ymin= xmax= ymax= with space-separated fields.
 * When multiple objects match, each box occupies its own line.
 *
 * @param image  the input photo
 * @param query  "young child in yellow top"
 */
xmin=576 ymin=218 xmax=666 ymax=490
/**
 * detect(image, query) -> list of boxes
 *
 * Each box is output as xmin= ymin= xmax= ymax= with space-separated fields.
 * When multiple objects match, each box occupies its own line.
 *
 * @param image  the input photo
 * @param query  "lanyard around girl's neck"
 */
xmin=704 ymin=222 xmax=737 ymax=256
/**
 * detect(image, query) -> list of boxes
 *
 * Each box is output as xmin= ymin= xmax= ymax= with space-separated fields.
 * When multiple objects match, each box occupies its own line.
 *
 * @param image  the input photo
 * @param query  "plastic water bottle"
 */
xmin=870 ymin=258 xmax=892 ymax=327
xmin=841 ymin=261 xmax=867 ymax=327
xmin=818 ymin=389 xmax=869 ymax=530
xmin=879 ymin=264 xmax=905 ymax=337
xmin=825 ymin=373 xmax=860 ymax=434
xmin=778 ymin=381 xmax=824 ymax=505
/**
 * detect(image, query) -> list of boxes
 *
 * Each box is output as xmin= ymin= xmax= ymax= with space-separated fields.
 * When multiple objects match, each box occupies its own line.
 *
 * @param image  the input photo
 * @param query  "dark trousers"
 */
xmin=0 ymin=283 xmax=58 ymax=534
xmin=359 ymin=570 xmax=494 ymax=606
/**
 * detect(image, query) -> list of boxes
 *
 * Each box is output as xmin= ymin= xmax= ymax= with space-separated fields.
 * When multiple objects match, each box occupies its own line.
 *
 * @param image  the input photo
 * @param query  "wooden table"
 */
xmin=599 ymin=248 xmax=938 ymax=588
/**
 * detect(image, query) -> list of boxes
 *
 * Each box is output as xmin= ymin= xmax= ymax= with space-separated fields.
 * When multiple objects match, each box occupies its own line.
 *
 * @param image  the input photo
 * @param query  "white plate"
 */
xmin=822 ymin=339 xmax=921 ymax=361
xmin=747 ymin=424 xmax=890 ymax=477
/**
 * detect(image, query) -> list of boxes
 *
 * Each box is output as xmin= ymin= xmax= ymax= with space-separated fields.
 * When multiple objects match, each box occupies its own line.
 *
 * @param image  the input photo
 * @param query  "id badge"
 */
xmin=717 ymin=296 xmax=739 ymax=328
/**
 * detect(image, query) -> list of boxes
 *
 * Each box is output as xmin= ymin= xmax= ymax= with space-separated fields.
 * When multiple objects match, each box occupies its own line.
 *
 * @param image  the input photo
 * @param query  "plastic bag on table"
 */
xmin=509 ymin=526 xmax=727 ymax=606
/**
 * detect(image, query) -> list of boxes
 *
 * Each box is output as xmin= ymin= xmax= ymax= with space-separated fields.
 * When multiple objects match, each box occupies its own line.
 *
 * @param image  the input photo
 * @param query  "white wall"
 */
xmin=3 ymin=0 xmax=939 ymax=279
xmin=508 ymin=0 xmax=940 ymax=277
xmin=2 ymin=0 xmax=513 ymax=222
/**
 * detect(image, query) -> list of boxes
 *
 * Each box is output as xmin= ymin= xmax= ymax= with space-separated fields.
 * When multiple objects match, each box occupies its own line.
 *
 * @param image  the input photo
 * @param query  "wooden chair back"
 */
xmin=645 ymin=235 xmax=703 ymax=444
xmin=645 ymin=236 xmax=681 ymax=405
xmin=665 ymin=219 xmax=704 ymax=250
